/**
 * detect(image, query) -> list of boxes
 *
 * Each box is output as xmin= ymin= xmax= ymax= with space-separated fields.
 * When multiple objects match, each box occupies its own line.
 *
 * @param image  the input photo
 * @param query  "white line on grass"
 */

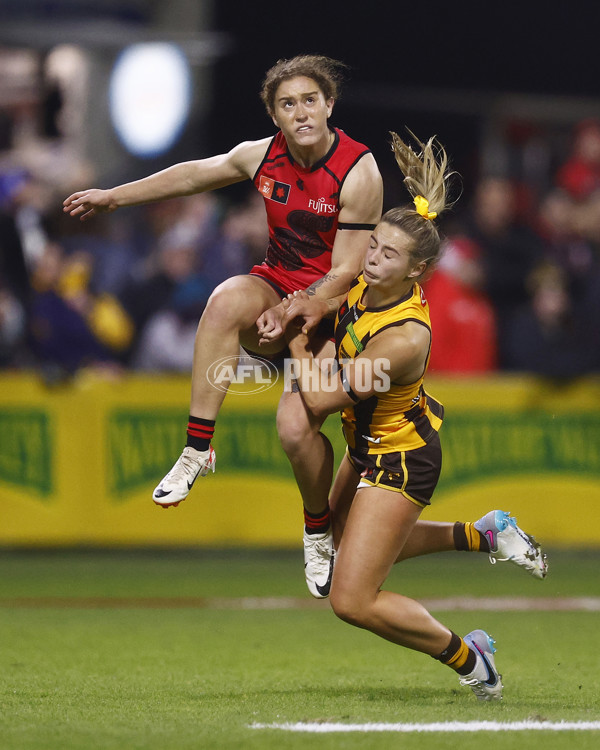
xmin=219 ymin=596 xmax=600 ymax=611
xmin=3 ymin=596 xmax=600 ymax=611
xmin=250 ymin=720 xmax=600 ymax=733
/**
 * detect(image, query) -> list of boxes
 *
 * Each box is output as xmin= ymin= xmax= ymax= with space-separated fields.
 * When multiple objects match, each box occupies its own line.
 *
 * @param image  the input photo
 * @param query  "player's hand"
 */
xmin=63 ymin=189 xmax=116 ymax=221
xmin=256 ymin=303 xmax=285 ymax=345
xmin=281 ymin=290 xmax=328 ymax=336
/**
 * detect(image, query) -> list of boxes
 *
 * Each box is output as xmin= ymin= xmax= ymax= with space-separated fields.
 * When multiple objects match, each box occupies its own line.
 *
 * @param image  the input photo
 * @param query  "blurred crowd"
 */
xmin=0 ymin=176 xmax=269 ymax=381
xmin=425 ymin=118 xmax=600 ymax=378
xmin=1 ymin=118 xmax=600 ymax=382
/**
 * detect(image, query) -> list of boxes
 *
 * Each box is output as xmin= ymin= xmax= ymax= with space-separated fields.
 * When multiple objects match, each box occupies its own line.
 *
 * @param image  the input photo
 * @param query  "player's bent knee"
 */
xmin=276 ymin=413 xmax=311 ymax=453
xmin=276 ymin=396 xmax=316 ymax=448
xmin=329 ymin=589 xmax=370 ymax=629
xmin=202 ymin=278 xmax=263 ymax=330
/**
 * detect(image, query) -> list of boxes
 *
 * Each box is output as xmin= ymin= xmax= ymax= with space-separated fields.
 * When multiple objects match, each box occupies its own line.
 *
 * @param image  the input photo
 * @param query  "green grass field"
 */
xmin=1 ymin=547 xmax=599 ymax=750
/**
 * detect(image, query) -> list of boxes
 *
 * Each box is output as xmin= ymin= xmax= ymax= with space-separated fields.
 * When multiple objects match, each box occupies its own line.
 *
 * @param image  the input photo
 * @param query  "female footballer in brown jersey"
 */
xmin=282 ymin=131 xmax=548 ymax=701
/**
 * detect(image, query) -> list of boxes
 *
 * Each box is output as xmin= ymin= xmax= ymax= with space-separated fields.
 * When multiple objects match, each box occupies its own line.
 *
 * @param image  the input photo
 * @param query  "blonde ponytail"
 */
xmin=389 ymin=130 xmax=454 ymax=219
xmin=381 ymin=130 xmax=459 ymax=276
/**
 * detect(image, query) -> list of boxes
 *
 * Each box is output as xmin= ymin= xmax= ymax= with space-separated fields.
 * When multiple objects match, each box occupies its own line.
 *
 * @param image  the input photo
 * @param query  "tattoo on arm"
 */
xmin=306 ymin=272 xmax=339 ymax=296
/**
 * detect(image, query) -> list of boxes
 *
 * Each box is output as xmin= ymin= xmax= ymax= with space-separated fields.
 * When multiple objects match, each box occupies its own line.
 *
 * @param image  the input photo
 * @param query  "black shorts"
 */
xmin=346 ymin=432 xmax=442 ymax=508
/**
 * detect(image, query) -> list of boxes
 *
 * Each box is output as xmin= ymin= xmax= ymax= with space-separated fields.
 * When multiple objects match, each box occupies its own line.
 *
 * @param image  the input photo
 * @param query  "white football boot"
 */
xmin=474 ymin=509 xmax=548 ymax=579
xmin=303 ymin=529 xmax=335 ymax=598
xmin=459 ymin=629 xmax=503 ymax=701
xmin=152 ymin=446 xmax=216 ymax=508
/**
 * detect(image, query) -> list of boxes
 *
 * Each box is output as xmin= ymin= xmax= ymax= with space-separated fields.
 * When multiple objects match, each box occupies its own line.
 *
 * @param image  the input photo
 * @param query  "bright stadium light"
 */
xmin=109 ymin=42 xmax=192 ymax=159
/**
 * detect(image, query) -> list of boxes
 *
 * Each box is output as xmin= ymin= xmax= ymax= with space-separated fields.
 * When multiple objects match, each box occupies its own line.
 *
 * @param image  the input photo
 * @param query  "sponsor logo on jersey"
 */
xmin=259 ymin=175 xmax=291 ymax=204
xmin=308 ymin=197 xmax=338 ymax=214
xmin=345 ymin=322 xmax=364 ymax=353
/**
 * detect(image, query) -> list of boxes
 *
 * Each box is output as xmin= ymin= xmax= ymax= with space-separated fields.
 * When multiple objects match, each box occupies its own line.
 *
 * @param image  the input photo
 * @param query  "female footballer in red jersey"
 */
xmin=63 ymin=55 xmax=383 ymax=591
xmin=281 ymin=132 xmax=547 ymax=701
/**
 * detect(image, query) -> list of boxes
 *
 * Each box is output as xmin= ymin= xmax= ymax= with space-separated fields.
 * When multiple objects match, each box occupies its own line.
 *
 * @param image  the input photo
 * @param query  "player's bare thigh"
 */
xmin=204 ymin=274 xmax=283 ymax=356
xmin=332 ymin=486 xmax=422 ymax=602
xmin=329 ymin=452 xmax=361 ymax=547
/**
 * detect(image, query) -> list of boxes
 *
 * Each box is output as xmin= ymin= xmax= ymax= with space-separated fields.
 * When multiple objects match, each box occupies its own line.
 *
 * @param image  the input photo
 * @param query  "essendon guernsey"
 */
xmin=250 ymin=127 xmax=372 ymax=295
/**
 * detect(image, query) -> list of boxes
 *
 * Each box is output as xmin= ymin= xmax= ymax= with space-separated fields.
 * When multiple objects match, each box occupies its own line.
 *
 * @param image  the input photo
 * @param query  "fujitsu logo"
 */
xmin=308 ymin=197 xmax=338 ymax=214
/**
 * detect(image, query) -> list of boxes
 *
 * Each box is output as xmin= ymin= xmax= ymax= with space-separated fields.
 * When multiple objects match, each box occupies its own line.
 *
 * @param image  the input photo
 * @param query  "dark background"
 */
xmin=207 ymin=3 xmax=598 ymax=208
xmin=0 ymin=1 xmax=597 ymax=205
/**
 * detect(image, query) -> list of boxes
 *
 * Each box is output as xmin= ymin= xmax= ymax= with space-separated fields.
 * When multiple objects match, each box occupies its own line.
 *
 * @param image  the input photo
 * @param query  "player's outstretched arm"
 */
xmin=63 ymin=138 xmax=272 ymax=221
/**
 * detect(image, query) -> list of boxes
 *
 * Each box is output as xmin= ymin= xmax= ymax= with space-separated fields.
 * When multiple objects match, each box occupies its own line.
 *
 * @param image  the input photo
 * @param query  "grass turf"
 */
xmin=1 ymin=548 xmax=599 ymax=750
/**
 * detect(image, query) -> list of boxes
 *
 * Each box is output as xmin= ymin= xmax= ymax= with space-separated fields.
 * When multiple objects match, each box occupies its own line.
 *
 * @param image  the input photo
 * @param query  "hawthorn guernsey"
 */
xmin=249 ymin=127 xmax=373 ymax=295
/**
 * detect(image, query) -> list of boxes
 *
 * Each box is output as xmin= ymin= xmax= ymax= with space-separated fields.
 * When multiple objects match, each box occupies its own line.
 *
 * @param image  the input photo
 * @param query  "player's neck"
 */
xmin=363 ymin=280 xmax=414 ymax=309
xmin=287 ymin=128 xmax=335 ymax=168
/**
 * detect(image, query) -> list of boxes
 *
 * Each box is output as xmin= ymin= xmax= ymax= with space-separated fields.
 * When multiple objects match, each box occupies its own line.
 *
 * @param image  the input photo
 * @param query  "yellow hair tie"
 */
xmin=414 ymin=195 xmax=437 ymax=220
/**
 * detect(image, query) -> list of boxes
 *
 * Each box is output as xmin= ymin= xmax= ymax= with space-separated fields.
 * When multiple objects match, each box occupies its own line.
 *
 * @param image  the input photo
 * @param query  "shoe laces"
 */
xmin=305 ymin=535 xmax=333 ymax=573
xmin=168 ymin=448 xmax=205 ymax=482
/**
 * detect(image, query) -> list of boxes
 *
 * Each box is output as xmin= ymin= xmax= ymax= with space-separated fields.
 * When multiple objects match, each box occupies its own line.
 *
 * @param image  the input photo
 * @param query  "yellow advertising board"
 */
xmin=1 ymin=371 xmax=599 ymax=547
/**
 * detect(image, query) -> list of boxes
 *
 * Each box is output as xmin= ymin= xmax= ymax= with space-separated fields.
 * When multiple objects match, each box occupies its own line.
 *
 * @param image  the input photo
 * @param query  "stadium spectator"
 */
xmin=132 ymin=276 xmax=210 ymax=372
xmin=118 ymin=223 xmax=203 ymax=364
xmin=555 ymin=118 xmax=600 ymax=200
xmin=0 ymin=170 xmax=40 ymax=324
xmin=535 ymin=187 xmax=595 ymax=295
xmin=28 ymin=242 xmax=125 ymax=379
xmin=503 ymin=261 xmax=597 ymax=377
xmin=424 ymin=237 xmax=498 ymax=373
xmin=131 ymin=192 xmax=268 ymax=371
xmin=455 ymin=175 xmax=544 ymax=367
xmin=569 ymin=189 xmax=600 ymax=363
xmin=0 ymin=277 xmax=27 ymax=367
xmin=56 ymin=209 xmax=142 ymax=300
xmin=205 ymin=189 xmax=270 ymax=283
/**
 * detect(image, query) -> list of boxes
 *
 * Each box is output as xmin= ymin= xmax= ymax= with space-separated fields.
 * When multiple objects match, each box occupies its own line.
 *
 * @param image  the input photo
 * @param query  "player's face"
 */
xmin=363 ymin=222 xmax=425 ymax=294
xmin=271 ymin=76 xmax=334 ymax=149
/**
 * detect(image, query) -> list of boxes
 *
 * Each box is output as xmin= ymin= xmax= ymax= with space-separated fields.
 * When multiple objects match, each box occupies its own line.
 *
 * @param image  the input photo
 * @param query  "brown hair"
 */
xmin=260 ymin=55 xmax=348 ymax=115
xmin=382 ymin=131 xmax=458 ymax=277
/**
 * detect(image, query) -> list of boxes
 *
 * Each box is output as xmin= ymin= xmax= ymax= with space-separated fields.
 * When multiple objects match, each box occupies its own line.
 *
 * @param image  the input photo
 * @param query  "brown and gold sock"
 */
xmin=453 ymin=521 xmax=490 ymax=553
xmin=435 ymin=632 xmax=477 ymax=676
